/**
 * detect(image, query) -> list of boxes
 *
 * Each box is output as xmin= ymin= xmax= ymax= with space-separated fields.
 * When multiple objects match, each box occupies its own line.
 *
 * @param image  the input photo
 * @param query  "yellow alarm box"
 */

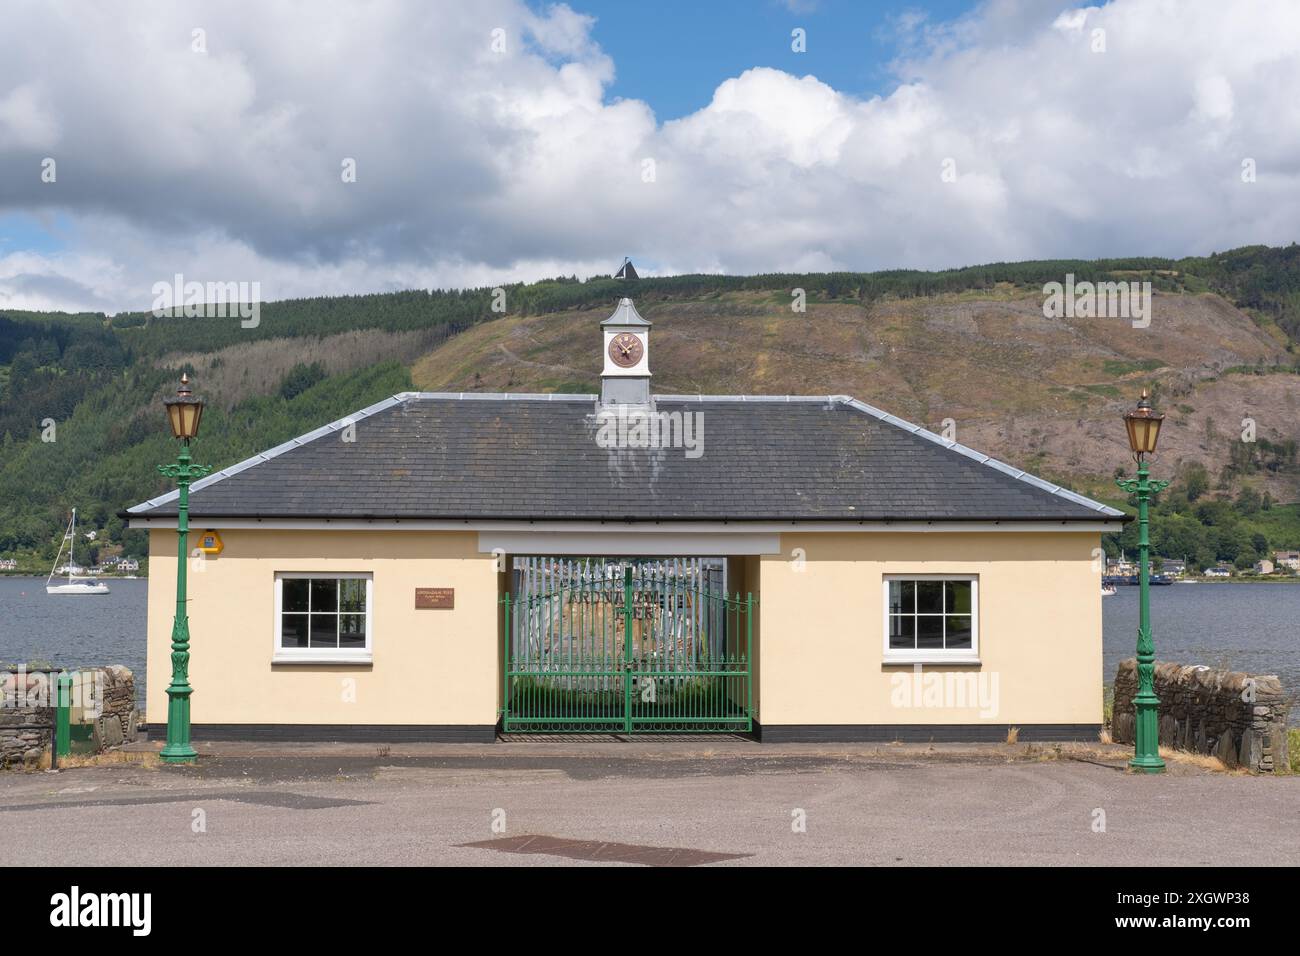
xmin=196 ymin=530 xmax=224 ymax=555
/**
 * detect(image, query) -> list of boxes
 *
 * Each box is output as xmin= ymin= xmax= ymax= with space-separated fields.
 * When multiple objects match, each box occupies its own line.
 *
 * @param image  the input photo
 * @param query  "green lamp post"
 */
xmin=159 ymin=373 xmax=211 ymax=764
xmin=1116 ymin=388 xmax=1169 ymax=773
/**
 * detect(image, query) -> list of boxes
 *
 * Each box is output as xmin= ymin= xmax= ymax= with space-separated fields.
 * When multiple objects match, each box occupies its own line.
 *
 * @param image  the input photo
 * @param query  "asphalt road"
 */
xmin=2 ymin=742 xmax=1297 ymax=866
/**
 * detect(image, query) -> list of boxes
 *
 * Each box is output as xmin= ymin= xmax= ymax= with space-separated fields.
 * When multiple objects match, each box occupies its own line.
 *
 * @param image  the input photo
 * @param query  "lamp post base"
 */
xmin=160 ymin=688 xmax=197 ymax=764
xmin=1128 ymin=754 xmax=1166 ymax=773
xmin=1128 ymin=695 xmax=1165 ymax=773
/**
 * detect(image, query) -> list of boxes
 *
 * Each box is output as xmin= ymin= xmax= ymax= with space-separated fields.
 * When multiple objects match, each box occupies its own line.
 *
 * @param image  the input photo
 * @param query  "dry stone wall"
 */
xmin=0 ymin=666 xmax=139 ymax=769
xmin=1112 ymin=659 xmax=1291 ymax=772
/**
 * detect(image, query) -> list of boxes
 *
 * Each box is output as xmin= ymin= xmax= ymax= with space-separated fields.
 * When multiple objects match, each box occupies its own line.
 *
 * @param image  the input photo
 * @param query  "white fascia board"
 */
xmin=477 ymin=531 xmax=781 ymax=556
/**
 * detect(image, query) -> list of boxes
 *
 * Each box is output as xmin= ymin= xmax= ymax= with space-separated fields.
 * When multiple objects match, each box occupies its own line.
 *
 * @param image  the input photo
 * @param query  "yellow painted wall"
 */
xmin=146 ymin=528 xmax=1101 ymax=728
xmin=759 ymin=532 xmax=1102 ymax=726
xmin=146 ymin=530 xmax=499 ymax=726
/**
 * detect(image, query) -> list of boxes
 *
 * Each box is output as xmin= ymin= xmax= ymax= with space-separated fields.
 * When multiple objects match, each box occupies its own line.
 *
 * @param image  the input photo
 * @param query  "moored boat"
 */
xmin=45 ymin=509 xmax=110 ymax=596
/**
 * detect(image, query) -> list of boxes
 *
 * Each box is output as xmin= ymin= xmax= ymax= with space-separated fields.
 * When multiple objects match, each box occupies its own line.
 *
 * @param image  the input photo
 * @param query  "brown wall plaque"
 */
xmin=415 ymin=588 xmax=455 ymax=609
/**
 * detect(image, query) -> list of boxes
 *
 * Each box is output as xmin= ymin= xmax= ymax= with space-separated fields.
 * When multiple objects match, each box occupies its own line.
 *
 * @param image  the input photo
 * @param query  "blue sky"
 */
xmin=578 ymin=0 xmax=980 ymax=120
xmin=0 ymin=213 xmax=70 ymax=258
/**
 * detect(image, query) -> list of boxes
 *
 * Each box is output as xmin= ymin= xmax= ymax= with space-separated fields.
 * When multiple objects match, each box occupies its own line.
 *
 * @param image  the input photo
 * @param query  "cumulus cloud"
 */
xmin=0 ymin=0 xmax=1297 ymax=312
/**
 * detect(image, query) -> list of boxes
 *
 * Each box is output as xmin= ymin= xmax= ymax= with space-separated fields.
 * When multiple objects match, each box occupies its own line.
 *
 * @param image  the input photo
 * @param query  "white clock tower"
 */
xmin=600 ymin=297 xmax=651 ymax=405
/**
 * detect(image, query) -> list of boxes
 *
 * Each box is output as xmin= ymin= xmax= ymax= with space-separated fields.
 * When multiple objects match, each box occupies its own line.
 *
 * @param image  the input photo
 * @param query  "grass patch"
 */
xmin=36 ymin=750 xmax=161 ymax=772
xmin=1101 ymin=358 xmax=1165 ymax=377
xmin=1082 ymin=383 xmax=1122 ymax=398
xmin=537 ymin=378 xmax=594 ymax=393
xmin=1156 ymin=747 xmax=1243 ymax=774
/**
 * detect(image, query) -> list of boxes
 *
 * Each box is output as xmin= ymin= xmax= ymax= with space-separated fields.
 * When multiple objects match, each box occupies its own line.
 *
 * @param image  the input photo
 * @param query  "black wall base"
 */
xmin=754 ymin=722 xmax=1103 ymax=743
xmin=146 ymin=723 xmax=496 ymax=743
xmin=146 ymin=722 xmax=1099 ymax=744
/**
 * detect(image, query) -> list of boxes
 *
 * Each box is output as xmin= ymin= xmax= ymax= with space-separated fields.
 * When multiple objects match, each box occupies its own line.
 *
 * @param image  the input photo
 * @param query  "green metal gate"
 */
xmin=501 ymin=557 xmax=753 ymax=733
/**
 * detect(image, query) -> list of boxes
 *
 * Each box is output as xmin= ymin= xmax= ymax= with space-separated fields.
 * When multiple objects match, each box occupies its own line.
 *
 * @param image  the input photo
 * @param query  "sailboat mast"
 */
xmin=47 ymin=511 xmax=71 ymax=586
xmin=69 ymin=508 xmax=77 ymax=582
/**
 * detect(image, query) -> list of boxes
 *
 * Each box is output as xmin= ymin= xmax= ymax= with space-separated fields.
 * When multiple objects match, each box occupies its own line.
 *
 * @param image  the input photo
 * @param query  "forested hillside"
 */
xmin=1 ymin=244 xmax=1298 ymax=574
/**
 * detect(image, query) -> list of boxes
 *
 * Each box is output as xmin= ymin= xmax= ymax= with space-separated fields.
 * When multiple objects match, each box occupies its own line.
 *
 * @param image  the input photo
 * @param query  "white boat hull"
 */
xmin=47 ymin=582 xmax=110 ymax=595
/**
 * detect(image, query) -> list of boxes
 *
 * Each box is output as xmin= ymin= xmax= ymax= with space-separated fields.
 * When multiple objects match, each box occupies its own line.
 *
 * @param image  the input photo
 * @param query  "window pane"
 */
xmin=888 ymin=580 xmax=914 ymax=614
xmin=340 ymin=578 xmax=366 ymax=613
xmin=280 ymin=614 xmax=309 ymax=648
xmin=888 ymin=615 xmax=914 ymax=649
xmin=946 ymin=616 xmax=973 ymax=649
xmin=310 ymin=579 xmax=338 ymax=612
xmin=916 ymin=581 xmax=943 ymax=614
xmin=339 ymin=614 xmax=366 ymax=648
xmin=282 ymin=578 xmax=309 ymax=613
xmin=946 ymin=580 xmax=972 ymax=615
xmin=916 ymin=616 xmax=944 ymax=649
xmin=309 ymin=614 xmax=339 ymax=648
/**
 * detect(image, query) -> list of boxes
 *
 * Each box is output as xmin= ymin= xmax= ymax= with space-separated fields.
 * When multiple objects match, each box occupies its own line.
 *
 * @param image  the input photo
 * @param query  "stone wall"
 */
xmin=0 ymin=704 xmax=52 ymax=769
xmin=88 ymin=666 xmax=139 ymax=750
xmin=1112 ymin=659 xmax=1292 ymax=772
xmin=0 ymin=666 xmax=140 ymax=769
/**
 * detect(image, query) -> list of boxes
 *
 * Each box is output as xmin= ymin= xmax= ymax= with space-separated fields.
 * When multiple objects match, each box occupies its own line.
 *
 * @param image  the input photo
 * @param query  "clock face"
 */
xmin=608 ymin=331 xmax=644 ymax=368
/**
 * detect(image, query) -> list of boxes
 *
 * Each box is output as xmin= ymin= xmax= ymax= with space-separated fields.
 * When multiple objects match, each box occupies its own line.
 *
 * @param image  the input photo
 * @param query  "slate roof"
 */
xmin=127 ymin=393 xmax=1125 ymax=523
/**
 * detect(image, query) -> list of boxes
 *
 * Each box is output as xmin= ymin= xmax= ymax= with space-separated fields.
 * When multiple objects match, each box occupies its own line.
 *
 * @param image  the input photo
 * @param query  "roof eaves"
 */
xmin=834 ymin=395 xmax=1126 ymax=518
xmin=126 ymin=392 xmax=414 ymax=515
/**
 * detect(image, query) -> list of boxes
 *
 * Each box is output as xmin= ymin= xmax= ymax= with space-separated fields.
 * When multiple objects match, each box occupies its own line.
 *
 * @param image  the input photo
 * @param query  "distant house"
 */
xmin=83 ymin=530 xmax=97 ymax=541
xmin=56 ymin=564 xmax=86 ymax=576
xmin=1205 ymin=566 xmax=1232 ymax=578
xmin=1106 ymin=556 xmax=1135 ymax=575
xmin=1159 ymin=559 xmax=1186 ymax=577
xmin=1254 ymin=559 xmax=1275 ymax=575
xmin=0 ymin=558 xmax=17 ymax=571
xmin=116 ymin=558 xmax=140 ymax=573
xmin=1274 ymin=550 xmax=1300 ymax=571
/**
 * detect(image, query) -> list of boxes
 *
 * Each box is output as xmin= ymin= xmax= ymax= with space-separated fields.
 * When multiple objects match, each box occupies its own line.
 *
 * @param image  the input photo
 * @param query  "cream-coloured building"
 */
xmin=127 ymin=300 xmax=1125 ymax=742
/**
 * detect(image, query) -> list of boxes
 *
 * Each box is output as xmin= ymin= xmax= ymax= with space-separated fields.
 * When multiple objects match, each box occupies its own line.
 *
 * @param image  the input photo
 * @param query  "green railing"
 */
xmin=501 ymin=558 xmax=753 ymax=733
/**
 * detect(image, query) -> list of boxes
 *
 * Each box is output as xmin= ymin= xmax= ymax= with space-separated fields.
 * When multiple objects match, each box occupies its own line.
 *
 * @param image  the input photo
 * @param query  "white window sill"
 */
xmin=272 ymin=653 xmax=372 ymax=665
xmin=883 ymin=654 xmax=982 ymax=666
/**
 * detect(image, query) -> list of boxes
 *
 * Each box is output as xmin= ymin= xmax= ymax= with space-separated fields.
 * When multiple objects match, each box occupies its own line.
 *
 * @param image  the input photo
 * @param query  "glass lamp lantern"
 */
xmin=164 ymin=373 xmax=204 ymax=440
xmin=1123 ymin=387 xmax=1163 ymax=458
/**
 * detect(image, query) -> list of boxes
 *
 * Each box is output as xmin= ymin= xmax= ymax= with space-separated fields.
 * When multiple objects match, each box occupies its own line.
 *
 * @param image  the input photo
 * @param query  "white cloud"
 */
xmin=0 ymin=0 xmax=1298 ymax=312
xmin=0 ymin=84 xmax=60 ymax=149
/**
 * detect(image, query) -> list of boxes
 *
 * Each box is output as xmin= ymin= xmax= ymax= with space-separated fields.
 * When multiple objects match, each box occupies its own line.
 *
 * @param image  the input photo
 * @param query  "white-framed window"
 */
xmin=883 ymin=574 xmax=979 ymax=663
xmin=273 ymin=573 xmax=373 ymax=663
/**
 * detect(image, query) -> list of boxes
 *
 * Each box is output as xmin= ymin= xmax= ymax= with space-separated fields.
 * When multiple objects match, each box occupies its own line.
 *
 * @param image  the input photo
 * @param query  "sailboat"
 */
xmin=46 ymin=509 xmax=110 ymax=595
